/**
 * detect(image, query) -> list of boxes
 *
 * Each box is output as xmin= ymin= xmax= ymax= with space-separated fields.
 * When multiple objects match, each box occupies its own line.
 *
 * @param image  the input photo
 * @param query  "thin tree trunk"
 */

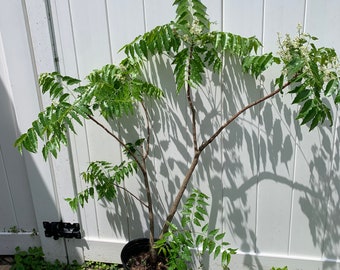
xmin=160 ymin=81 xmax=292 ymax=236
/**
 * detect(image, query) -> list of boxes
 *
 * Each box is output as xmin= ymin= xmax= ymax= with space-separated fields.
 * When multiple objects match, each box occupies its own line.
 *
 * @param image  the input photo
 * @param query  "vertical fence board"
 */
xmin=304 ymin=1 xmax=340 ymax=264
xmin=221 ymin=1 xmax=264 ymax=260
xmin=0 ymin=0 xmax=71 ymax=260
xmin=224 ymin=0 xmax=264 ymax=38
xmin=0 ymin=8 xmax=38 ymax=235
xmin=254 ymin=0 xmax=306 ymax=256
xmin=50 ymin=0 xmax=96 ymax=242
xmin=144 ymin=0 xmax=174 ymax=30
xmin=0 ymin=7 xmax=41 ymax=254
xmin=68 ymin=0 xmax=112 ymax=76
xmin=107 ymin=0 xmax=145 ymax=63
xmin=0 ymin=151 xmax=17 ymax=230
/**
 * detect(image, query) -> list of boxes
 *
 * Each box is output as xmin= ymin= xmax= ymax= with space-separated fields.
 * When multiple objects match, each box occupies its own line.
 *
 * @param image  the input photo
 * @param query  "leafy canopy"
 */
xmin=155 ymin=190 xmax=237 ymax=269
xmin=15 ymin=0 xmax=279 ymax=161
xmin=14 ymin=0 xmax=340 ymax=217
xmin=277 ymin=28 xmax=340 ymax=130
xmin=15 ymin=0 xmax=340 ymax=215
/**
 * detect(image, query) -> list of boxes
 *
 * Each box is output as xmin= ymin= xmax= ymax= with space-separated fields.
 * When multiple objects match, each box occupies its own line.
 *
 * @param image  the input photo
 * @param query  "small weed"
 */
xmin=8 ymin=226 xmax=21 ymax=233
xmin=30 ymin=228 xmax=38 ymax=237
xmin=3 ymin=226 xmax=37 ymax=234
xmin=11 ymin=247 xmax=121 ymax=270
xmin=83 ymin=261 xmax=120 ymax=269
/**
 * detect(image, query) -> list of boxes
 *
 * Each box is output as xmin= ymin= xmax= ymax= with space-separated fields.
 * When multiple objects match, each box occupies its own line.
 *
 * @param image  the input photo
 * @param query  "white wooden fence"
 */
xmin=1 ymin=0 xmax=340 ymax=269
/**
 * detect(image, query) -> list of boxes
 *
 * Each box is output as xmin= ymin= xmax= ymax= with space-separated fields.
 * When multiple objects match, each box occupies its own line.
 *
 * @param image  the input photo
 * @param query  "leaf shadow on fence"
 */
xmin=99 ymin=52 xmax=340 ymax=269
xmin=297 ymin=122 xmax=340 ymax=270
xmin=102 ymin=109 xmax=149 ymax=240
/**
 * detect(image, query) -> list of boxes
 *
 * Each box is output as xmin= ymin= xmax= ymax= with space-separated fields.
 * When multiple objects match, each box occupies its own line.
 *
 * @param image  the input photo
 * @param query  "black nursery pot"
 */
xmin=121 ymin=238 xmax=152 ymax=269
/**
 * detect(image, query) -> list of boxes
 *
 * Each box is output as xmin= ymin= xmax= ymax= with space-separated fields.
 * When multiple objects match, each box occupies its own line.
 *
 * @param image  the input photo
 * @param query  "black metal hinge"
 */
xmin=43 ymin=221 xmax=81 ymax=240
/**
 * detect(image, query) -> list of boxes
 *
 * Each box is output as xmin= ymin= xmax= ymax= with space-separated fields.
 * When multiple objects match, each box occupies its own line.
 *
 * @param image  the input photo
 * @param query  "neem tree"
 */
xmin=15 ymin=0 xmax=340 ymax=268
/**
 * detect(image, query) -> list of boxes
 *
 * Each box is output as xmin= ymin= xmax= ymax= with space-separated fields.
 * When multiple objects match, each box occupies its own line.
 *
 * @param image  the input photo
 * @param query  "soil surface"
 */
xmin=0 ymin=256 xmax=13 ymax=265
xmin=127 ymin=252 xmax=168 ymax=270
xmin=0 ymin=256 xmax=13 ymax=270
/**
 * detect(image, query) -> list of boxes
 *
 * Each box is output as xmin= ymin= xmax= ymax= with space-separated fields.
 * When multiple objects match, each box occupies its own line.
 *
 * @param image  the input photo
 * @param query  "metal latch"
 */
xmin=43 ymin=221 xmax=81 ymax=240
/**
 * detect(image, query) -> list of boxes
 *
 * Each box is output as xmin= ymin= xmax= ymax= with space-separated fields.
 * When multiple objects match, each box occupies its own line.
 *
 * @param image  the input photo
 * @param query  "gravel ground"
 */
xmin=0 ymin=256 xmax=13 ymax=265
xmin=0 ymin=256 xmax=13 ymax=270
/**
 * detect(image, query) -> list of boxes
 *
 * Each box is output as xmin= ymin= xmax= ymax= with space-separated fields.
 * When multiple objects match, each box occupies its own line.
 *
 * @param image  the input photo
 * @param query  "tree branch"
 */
xmin=199 ymin=81 xmax=292 ymax=151
xmin=161 ymin=43 xmax=200 ymax=236
xmin=88 ymin=111 xmax=155 ymax=245
xmin=138 ymin=101 xmax=155 ymax=246
xmin=87 ymin=114 xmax=144 ymax=170
xmin=160 ymin=152 xmax=200 ymax=237
xmin=141 ymin=101 xmax=151 ymax=159
xmin=160 ymin=80 xmax=292 ymax=236
xmin=187 ymin=44 xmax=199 ymax=152
xmin=113 ymin=183 xmax=148 ymax=208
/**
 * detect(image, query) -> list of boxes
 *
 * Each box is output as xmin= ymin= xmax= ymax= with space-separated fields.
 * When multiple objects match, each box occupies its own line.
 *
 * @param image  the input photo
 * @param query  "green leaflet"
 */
xmin=87 ymin=64 xmax=164 ymax=119
xmin=325 ymin=79 xmax=339 ymax=96
xmin=14 ymin=72 xmax=92 ymax=159
xmin=242 ymin=53 xmax=280 ymax=78
xmin=67 ymin=160 xmax=138 ymax=210
xmin=292 ymin=89 xmax=311 ymax=104
xmin=296 ymin=99 xmax=314 ymax=120
xmin=206 ymin=32 xmax=262 ymax=57
xmin=174 ymin=0 xmax=209 ymax=32
xmin=156 ymin=189 xmax=236 ymax=269
xmin=122 ymin=24 xmax=181 ymax=62
xmin=173 ymin=48 xmax=189 ymax=92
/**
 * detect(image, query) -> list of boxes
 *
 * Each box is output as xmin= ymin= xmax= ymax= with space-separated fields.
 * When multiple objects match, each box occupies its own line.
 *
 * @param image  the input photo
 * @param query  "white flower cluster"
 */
xmin=181 ymin=20 xmax=203 ymax=43
xmin=277 ymin=25 xmax=340 ymax=83
xmin=319 ymin=57 xmax=340 ymax=83
xmin=115 ymin=70 xmax=123 ymax=81
xmin=189 ymin=19 xmax=203 ymax=36
xmin=277 ymin=25 xmax=311 ymax=67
